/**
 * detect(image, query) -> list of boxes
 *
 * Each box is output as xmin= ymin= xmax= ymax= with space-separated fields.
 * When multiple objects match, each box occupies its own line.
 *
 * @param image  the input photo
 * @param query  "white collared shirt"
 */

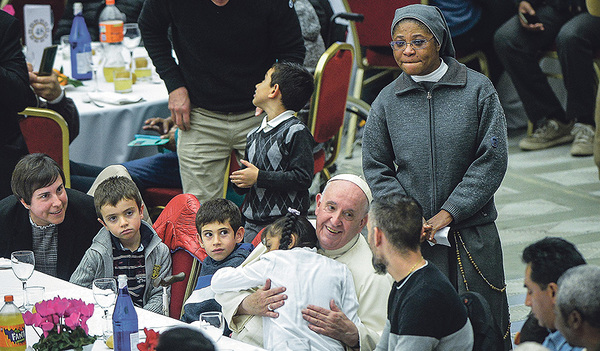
xmin=411 ymin=59 xmax=448 ymax=83
xmin=258 ymin=110 xmax=296 ymax=133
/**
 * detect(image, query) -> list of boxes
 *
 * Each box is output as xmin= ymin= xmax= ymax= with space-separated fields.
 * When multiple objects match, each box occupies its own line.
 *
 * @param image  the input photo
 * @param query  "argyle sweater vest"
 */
xmin=241 ymin=117 xmax=314 ymax=223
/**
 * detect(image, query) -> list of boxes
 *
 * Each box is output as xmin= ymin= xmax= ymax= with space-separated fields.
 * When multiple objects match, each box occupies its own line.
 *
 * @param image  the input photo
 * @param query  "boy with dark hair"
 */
xmin=181 ymin=198 xmax=252 ymax=323
xmin=230 ymin=62 xmax=316 ymax=242
xmin=0 ymin=154 xmax=100 ymax=280
xmin=70 ymin=176 xmax=171 ymax=313
xmin=521 ymin=237 xmax=586 ymax=351
xmin=368 ymin=194 xmax=474 ymax=350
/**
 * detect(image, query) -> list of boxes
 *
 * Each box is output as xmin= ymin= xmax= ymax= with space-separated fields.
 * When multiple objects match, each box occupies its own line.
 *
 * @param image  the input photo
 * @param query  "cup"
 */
xmin=199 ymin=312 xmax=224 ymax=342
xmin=133 ymin=55 xmax=152 ymax=82
xmin=25 ymin=286 xmax=45 ymax=310
xmin=60 ymin=35 xmax=70 ymax=60
xmin=113 ymin=70 xmax=132 ymax=93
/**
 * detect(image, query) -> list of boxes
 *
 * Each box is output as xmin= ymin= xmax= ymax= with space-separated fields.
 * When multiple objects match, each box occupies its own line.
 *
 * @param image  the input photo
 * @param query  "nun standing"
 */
xmin=362 ymin=5 xmax=510 ymax=350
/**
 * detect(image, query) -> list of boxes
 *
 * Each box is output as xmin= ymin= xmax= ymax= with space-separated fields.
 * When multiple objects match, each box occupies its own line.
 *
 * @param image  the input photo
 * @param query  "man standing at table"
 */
xmin=138 ymin=0 xmax=305 ymax=202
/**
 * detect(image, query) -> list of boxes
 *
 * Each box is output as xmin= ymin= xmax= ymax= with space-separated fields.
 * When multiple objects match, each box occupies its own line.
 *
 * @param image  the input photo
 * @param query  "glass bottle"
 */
xmin=69 ymin=2 xmax=92 ymax=80
xmin=112 ymin=275 xmax=138 ymax=351
xmin=99 ymin=0 xmax=125 ymax=82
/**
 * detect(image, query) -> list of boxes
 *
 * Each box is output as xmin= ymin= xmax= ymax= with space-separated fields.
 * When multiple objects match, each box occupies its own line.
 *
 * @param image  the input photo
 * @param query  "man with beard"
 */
xmin=216 ymin=174 xmax=392 ymax=350
xmin=367 ymin=194 xmax=473 ymax=350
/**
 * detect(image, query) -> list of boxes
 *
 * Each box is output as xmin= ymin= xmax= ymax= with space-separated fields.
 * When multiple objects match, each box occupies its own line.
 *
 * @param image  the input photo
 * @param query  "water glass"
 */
xmin=113 ymin=70 xmax=132 ymax=93
xmin=92 ymin=277 xmax=117 ymax=341
xmin=25 ymin=286 xmax=45 ymax=311
xmin=60 ymin=35 xmax=70 ymax=60
xmin=199 ymin=312 xmax=224 ymax=342
xmin=11 ymin=250 xmax=35 ymax=312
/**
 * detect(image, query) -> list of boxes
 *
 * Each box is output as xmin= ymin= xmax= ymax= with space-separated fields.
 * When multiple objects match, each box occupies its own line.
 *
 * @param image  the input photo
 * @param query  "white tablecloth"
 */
xmin=0 ymin=267 xmax=265 ymax=351
xmin=58 ymin=47 xmax=169 ymax=167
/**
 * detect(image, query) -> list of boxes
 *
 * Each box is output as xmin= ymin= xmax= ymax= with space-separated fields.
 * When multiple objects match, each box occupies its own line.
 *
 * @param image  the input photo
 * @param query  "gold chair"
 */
xmin=18 ymin=107 xmax=71 ymax=188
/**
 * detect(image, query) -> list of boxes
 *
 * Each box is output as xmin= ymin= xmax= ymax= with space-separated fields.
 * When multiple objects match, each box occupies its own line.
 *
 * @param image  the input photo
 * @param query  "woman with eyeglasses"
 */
xmin=362 ymin=5 xmax=511 ymax=351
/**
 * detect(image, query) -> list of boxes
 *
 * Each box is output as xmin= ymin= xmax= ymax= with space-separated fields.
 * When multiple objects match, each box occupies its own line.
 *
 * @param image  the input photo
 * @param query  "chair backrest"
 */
xmin=343 ymin=0 xmax=426 ymax=69
xmin=153 ymin=193 xmax=206 ymax=319
xmin=308 ymin=42 xmax=354 ymax=146
xmin=18 ymin=107 xmax=71 ymax=188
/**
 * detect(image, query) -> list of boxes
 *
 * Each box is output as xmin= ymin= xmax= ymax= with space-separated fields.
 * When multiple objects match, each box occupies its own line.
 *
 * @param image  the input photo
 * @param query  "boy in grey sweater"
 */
xmin=70 ymin=176 xmax=171 ymax=313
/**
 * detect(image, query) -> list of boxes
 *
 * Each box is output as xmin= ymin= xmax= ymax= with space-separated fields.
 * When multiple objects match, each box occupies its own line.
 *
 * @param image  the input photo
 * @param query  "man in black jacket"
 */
xmin=1 ymin=10 xmax=37 ymax=200
xmin=138 ymin=0 xmax=305 ymax=203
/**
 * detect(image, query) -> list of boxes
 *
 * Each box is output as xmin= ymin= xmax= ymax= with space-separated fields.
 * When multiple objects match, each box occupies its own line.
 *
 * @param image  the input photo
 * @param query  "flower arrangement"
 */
xmin=137 ymin=328 xmax=160 ymax=351
xmin=23 ymin=297 xmax=96 ymax=351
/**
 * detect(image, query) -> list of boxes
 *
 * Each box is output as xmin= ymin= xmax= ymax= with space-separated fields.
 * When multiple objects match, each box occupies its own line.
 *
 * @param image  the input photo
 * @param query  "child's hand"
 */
xmin=230 ymin=160 xmax=259 ymax=188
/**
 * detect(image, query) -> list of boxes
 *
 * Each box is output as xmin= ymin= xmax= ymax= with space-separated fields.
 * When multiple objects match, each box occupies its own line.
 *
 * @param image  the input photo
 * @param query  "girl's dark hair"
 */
xmin=262 ymin=209 xmax=317 ymax=250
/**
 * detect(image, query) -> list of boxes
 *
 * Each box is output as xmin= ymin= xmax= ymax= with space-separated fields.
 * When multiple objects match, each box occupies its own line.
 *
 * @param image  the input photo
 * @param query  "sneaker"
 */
xmin=570 ymin=123 xmax=595 ymax=156
xmin=519 ymin=119 xmax=574 ymax=151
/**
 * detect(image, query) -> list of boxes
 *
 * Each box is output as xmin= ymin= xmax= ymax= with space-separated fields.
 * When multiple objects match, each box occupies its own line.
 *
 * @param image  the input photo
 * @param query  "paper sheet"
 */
xmin=428 ymin=226 xmax=451 ymax=247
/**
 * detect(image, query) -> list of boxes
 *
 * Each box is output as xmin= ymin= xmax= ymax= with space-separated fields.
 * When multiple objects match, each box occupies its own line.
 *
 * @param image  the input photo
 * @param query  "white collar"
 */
xmin=410 ymin=59 xmax=448 ymax=83
xmin=259 ymin=110 xmax=296 ymax=132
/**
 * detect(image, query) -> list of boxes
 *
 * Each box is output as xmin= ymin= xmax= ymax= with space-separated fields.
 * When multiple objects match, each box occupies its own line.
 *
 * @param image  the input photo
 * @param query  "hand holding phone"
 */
xmin=38 ymin=45 xmax=58 ymax=76
xmin=519 ymin=11 xmax=541 ymax=25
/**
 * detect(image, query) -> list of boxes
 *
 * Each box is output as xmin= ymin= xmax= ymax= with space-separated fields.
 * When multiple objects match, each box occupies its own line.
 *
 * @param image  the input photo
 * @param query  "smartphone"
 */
xmin=519 ymin=12 xmax=541 ymax=25
xmin=38 ymin=45 xmax=58 ymax=76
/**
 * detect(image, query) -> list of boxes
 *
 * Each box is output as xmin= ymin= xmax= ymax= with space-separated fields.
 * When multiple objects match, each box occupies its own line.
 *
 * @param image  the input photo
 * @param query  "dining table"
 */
xmin=0 ymin=261 xmax=266 ymax=351
xmin=56 ymin=46 xmax=169 ymax=167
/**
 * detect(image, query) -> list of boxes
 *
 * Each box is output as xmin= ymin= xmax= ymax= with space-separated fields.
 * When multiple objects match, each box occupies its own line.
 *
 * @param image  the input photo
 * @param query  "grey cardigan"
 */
xmin=69 ymin=221 xmax=172 ymax=313
xmin=362 ymin=57 xmax=508 ymax=229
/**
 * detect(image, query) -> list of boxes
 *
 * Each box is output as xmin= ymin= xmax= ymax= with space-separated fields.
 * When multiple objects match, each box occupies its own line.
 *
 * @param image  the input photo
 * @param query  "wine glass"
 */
xmin=92 ymin=278 xmax=117 ymax=340
xmin=123 ymin=23 xmax=141 ymax=71
xmin=199 ymin=312 xmax=224 ymax=342
xmin=11 ymin=250 xmax=35 ymax=312
xmin=89 ymin=43 xmax=104 ymax=91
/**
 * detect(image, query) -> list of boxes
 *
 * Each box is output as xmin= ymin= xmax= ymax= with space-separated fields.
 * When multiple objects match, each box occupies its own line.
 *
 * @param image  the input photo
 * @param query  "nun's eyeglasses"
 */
xmin=390 ymin=37 xmax=434 ymax=51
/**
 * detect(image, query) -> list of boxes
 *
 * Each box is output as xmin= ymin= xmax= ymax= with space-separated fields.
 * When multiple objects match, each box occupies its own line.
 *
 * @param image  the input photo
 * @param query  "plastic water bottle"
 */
xmin=0 ymin=296 xmax=26 ymax=351
xmin=112 ymin=275 xmax=138 ymax=351
xmin=69 ymin=2 xmax=92 ymax=80
xmin=98 ymin=0 xmax=126 ymax=82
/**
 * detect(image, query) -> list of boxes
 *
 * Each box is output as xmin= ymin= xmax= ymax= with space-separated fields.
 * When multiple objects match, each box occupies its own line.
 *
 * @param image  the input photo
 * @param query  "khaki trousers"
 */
xmin=178 ymin=107 xmax=260 ymax=202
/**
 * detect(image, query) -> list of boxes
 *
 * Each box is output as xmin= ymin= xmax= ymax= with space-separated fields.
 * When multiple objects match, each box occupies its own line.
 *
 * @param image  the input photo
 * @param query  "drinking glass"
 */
xmin=25 ymin=286 xmax=45 ymax=311
xmin=199 ymin=311 xmax=224 ymax=342
xmin=92 ymin=278 xmax=117 ymax=340
xmin=90 ymin=42 xmax=104 ymax=91
xmin=123 ymin=23 xmax=141 ymax=70
xmin=60 ymin=35 xmax=70 ymax=61
xmin=11 ymin=250 xmax=35 ymax=312
xmin=113 ymin=70 xmax=132 ymax=93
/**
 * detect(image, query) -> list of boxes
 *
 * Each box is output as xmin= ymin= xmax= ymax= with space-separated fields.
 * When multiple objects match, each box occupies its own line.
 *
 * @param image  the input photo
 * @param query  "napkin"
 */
xmin=88 ymin=92 xmax=143 ymax=105
xmin=0 ymin=257 xmax=11 ymax=269
xmin=427 ymin=226 xmax=451 ymax=247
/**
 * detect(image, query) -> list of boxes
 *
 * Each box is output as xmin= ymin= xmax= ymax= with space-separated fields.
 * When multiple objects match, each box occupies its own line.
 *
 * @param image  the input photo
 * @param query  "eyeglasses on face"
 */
xmin=390 ymin=37 xmax=434 ymax=51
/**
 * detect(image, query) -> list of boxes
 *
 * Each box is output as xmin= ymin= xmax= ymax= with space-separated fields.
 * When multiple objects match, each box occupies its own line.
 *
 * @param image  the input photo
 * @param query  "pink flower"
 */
xmin=36 ymin=300 xmax=55 ymax=317
xmin=52 ymin=297 xmax=69 ymax=317
xmin=23 ymin=311 xmax=44 ymax=327
xmin=65 ymin=312 xmax=81 ymax=329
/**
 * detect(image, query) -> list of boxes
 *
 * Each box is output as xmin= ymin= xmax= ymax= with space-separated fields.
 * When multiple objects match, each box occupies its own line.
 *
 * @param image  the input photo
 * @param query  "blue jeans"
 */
xmin=70 ymin=151 xmax=182 ymax=192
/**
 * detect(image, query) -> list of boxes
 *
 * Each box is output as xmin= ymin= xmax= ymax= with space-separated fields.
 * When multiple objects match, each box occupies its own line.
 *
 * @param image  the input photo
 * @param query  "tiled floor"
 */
xmin=331 ymin=127 xmax=600 ymax=339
